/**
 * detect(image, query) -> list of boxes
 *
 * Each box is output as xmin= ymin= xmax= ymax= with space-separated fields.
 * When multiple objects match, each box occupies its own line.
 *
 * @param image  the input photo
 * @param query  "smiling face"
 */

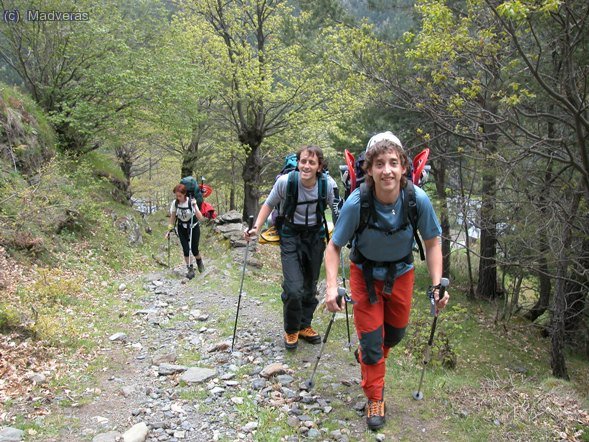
xmin=365 ymin=141 xmax=408 ymax=203
xmin=297 ymin=147 xmax=323 ymax=187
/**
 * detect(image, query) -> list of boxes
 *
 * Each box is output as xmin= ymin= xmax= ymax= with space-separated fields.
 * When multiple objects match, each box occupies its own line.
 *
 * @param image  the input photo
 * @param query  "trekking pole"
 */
xmin=412 ymin=277 xmax=450 ymax=400
xmin=167 ymin=234 xmax=171 ymax=268
xmin=304 ymin=287 xmax=349 ymax=391
xmin=187 ymin=194 xmax=194 ymax=274
xmin=231 ymin=215 xmax=254 ymax=352
xmin=339 ymin=250 xmax=352 ymax=349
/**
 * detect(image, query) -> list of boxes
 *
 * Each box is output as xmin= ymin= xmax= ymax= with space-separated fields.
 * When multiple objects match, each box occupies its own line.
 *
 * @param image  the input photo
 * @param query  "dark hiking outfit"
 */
xmin=264 ymin=171 xmax=336 ymax=348
xmin=169 ymin=199 xmax=204 ymax=275
xmin=332 ymin=183 xmax=441 ymax=422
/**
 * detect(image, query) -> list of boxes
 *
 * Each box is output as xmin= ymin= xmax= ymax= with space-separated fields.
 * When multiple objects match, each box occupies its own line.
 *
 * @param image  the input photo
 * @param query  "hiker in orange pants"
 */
xmin=324 ymin=132 xmax=449 ymax=431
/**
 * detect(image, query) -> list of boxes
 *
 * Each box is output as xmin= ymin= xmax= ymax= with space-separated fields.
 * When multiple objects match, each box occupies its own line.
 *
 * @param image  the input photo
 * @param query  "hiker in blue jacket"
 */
xmin=325 ymin=133 xmax=449 ymax=430
xmin=244 ymin=145 xmax=337 ymax=350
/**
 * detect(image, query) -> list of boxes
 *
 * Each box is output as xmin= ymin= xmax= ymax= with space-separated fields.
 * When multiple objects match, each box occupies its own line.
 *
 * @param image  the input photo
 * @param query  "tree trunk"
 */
xmin=550 ymin=191 xmax=581 ymax=379
xmin=476 ymin=106 xmax=499 ymax=299
xmin=552 ymin=263 xmax=571 ymax=380
xmin=476 ymin=169 xmax=498 ymax=299
xmin=525 ymin=144 xmax=554 ymax=321
xmin=181 ymin=136 xmax=199 ymax=178
xmin=434 ymin=158 xmax=451 ymax=277
xmin=564 ymin=235 xmax=589 ymax=354
xmin=525 ymin=254 xmax=551 ymax=322
xmin=458 ymin=154 xmax=476 ymax=299
xmin=242 ymin=143 xmax=262 ymax=220
xmin=230 ymin=150 xmax=237 ymax=211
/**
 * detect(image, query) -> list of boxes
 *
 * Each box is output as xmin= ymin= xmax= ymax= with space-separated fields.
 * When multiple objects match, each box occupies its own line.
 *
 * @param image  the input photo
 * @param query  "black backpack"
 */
xmin=354 ymin=180 xmax=424 ymax=261
xmin=276 ymin=171 xmax=330 ymax=239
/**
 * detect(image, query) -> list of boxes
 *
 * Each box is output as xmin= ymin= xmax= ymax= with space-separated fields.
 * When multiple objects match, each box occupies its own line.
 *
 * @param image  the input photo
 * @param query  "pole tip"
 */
xmin=412 ymin=391 xmax=424 ymax=400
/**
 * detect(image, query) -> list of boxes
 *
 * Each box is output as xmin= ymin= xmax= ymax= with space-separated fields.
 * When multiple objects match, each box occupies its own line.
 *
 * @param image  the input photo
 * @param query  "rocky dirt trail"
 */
xmin=52 ymin=247 xmax=376 ymax=442
xmin=0 ymin=226 xmax=447 ymax=442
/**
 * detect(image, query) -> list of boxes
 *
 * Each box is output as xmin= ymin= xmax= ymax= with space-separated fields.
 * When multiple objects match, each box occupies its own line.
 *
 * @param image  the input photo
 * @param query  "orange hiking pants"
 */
xmin=350 ymin=263 xmax=415 ymax=401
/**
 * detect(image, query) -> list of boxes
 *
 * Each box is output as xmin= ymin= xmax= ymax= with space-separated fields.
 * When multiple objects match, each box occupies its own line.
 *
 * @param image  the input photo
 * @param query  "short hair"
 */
xmin=363 ymin=140 xmax=409 ymax=188
xmin=296 ymin=145 xmax=324 ymax=174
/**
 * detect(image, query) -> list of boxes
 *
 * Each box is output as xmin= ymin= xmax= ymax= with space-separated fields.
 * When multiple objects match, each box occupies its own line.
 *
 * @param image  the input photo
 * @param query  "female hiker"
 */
xmin=244 ymin=145 xmax=337 ymax=350
xmin=324 ymin=133 xmax=449 ymax=431
xmin=165 ymin=183 xmax=205 ymax=279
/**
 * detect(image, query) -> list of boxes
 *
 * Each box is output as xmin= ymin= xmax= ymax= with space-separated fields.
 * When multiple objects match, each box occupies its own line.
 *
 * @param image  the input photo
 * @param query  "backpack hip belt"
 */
xmin=350 ymin=247 xmax=414 ymax=305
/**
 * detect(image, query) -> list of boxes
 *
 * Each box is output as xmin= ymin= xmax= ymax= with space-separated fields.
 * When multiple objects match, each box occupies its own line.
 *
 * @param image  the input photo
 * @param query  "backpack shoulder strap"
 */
xmin=318 ymin=174 xmax=328 ymax=213
xmin=282 ymin=171 xmax=299 ymax=220
xmin=404 ymin=181 xmax=425 ymax=260
xmin=357 ymin=183 xmax=374 ymax=236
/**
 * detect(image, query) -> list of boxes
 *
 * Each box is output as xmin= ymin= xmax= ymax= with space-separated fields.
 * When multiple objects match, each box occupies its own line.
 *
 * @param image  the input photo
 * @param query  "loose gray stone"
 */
xmin=158 ymin=364 xmax=188 ymax=376
xmin=109 ymin=332 xmax=128 ymax=342
xmin=252 ymin=379 xmax=267 ymax=390
xmin=152 ymin=352 xmax=177 ymax=366
xmin=307 ymin=428 xmax=321 ymax=439
xmin=92 ymin=431 xmax=122 ymax=442
xmin=276 ymin=374 xmax=294 ymax=386
xmin=260 ymin=362 xmax=287 ymax=379
xmin=179 ymin=367 xmax=216 ymax=384
xmin=25 ymin=372 xmax=46 ymax=384
xmin=0 ymin=427 xmax=24 ymax=442
xmin=122 ymin=422 xmax=149 ymax=442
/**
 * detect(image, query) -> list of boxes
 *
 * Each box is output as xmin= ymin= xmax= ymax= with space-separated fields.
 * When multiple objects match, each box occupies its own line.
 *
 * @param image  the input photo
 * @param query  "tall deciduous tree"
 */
xmin=176 ymin=0 xmax=365 ymax=218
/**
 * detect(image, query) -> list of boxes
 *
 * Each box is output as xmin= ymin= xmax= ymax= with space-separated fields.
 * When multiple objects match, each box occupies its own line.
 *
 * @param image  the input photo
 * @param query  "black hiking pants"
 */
xmin=177 ymin=217 xmax=200 ymax=258
xmin=279 ymin=228 xmax=326 ymax=334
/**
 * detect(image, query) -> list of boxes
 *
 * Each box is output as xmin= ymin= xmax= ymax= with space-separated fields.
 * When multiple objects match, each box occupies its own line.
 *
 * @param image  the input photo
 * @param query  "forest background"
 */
xmin=0 ymin=0 xmax=587 ymax=440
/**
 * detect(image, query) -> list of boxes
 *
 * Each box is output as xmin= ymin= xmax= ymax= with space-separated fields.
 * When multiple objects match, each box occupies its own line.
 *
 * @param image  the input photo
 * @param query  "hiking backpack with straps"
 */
xmin=173 ymin=176 xmax=205 ymax=226
xmin=353 ymin=180 xmax=424 ymax=261
xmin=269 ymin=154 xmax=298 ymax=227
xmin=345 ymin=147 xmax=431 ymax=304
xmin=276 ymin=171 xmax=330 ymax=236
xmin=179 ymin=176 xmax=204 ymax=209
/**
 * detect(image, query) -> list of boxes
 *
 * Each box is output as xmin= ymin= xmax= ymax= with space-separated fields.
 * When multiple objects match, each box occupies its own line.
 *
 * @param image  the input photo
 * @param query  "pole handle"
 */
xmin=429 ymin=277 xmax=450 ymax=315
xmin=247 ymin=215 xmax=254 ymax=230
xmin=336 ymin=287 xmax=346 ymax=308
xmin=439 ymin=277 xmax=449 ymax=298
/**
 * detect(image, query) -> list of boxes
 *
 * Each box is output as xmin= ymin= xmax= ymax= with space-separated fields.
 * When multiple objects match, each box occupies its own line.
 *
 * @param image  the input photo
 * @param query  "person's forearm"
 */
xmin=325 ymin=240 xmax=341 ymax=289
xmin=253 ymin=204 xmax=272 ymax=231
xmin=424 ymin=237 xmax=442 ymax=285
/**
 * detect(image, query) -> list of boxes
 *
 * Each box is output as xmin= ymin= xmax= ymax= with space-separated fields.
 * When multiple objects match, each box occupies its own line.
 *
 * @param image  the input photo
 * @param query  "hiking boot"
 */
xmin=196 ymin=259 xmax=204 ymax=273
xmin=299 ymin=326 xmax=321 ymax=344
xmin=284 ymin=332 xmax=299 ymax=350
xmin=186 ymin=266 xmax=195 ymax=280
xmin=366 ymin=400 xmax=386 ymax=431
